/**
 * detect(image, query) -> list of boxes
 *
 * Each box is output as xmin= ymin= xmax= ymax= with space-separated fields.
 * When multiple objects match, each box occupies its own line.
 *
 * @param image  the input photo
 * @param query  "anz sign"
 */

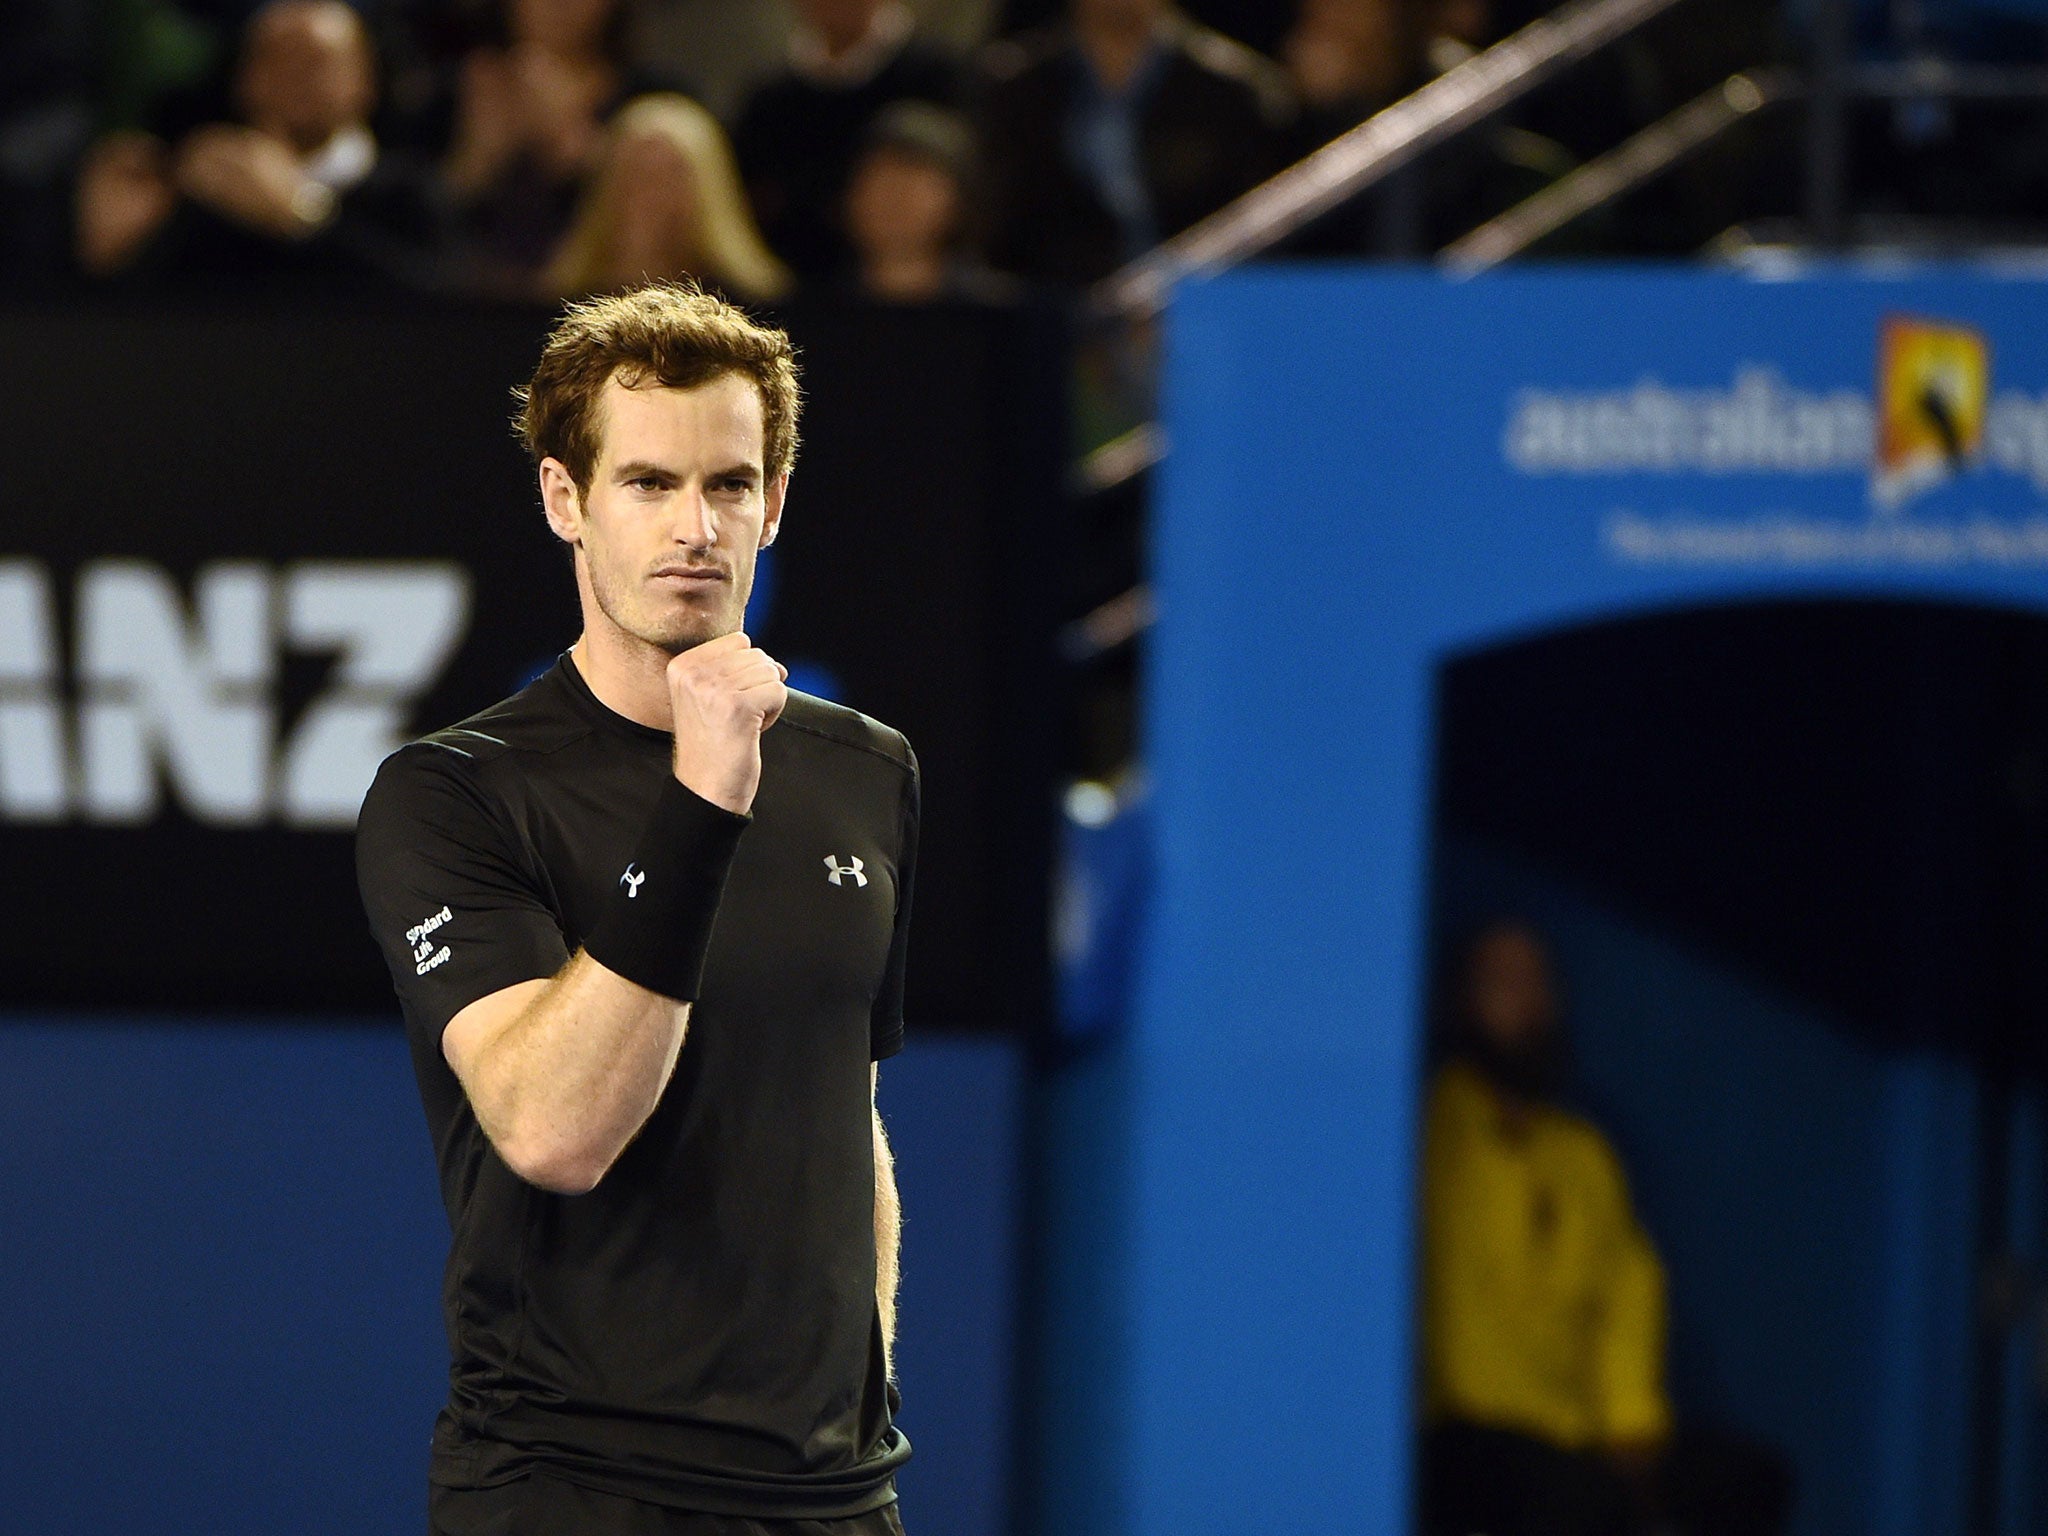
xmin=0 ymin=559 xmax=470 ymax=829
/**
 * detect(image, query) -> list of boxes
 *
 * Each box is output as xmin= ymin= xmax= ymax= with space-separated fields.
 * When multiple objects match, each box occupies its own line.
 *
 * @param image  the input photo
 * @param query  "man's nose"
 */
xmin=672 ymin=484 xmax=717 ymax=548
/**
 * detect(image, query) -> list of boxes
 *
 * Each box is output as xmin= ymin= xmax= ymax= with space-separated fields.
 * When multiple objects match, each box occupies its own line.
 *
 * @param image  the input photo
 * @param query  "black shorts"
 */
xmin=430 ymin=1477 xmax=907 ymax=1536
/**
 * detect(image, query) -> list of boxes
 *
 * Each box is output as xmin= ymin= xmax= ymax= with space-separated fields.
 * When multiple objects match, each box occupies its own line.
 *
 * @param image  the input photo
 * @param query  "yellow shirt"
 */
xmin=1420 ymin=1060 xmax=1674 ymax=1451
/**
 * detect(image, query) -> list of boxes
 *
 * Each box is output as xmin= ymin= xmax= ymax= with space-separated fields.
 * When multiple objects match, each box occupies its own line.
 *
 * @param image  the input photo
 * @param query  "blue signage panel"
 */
xmin=1128 ymin=268 xmax=2048 ymax=1533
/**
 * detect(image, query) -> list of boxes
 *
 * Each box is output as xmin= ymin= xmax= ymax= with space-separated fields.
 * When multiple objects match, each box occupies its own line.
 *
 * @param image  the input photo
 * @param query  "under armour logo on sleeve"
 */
xmin=824 ymin=855 xmax=867 ymax=888
xmin=621 ymin=865 xmax=646 ymax=898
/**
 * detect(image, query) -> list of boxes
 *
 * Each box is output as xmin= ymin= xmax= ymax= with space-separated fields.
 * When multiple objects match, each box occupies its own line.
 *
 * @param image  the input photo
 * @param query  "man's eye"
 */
xmin=630 ymin=477 xmax=663 ymax=492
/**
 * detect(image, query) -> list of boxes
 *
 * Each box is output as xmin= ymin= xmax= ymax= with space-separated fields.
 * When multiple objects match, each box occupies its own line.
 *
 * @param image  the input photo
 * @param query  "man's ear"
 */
xmin=760 ymin=471 xmax=789 ymax=549
xmin=539 ymin=457 xmax=583 ymax=545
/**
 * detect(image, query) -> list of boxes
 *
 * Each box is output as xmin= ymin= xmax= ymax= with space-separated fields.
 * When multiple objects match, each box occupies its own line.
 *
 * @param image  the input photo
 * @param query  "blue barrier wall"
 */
xmin=0 ymin=1021 xmax=1020 ymax=1536
xmin=1095 ymin=268 xmax=2048 ymax=1534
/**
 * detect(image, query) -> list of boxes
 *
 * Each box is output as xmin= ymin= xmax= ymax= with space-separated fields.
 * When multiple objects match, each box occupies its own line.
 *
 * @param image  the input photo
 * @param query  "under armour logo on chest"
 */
xmin=824 ymin=855 xmax=868 ymax=888
xmin=620 ymin=864 xmax=646 ymax=898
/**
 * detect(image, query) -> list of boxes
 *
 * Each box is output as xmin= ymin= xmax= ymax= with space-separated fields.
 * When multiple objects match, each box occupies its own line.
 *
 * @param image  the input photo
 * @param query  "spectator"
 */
xmin=731 ymin=0 xmax=967 ymax=281
xmin=546 ymin=93 xmax=789 ymax=302
xmin=74 ymin=0 xmax=450 ymax=291
xmin=622 ymin=0 xmax=803 ymax=121
xmin=1283 ymin=0 xmax=1490 ymax=108
xmin=1282 ymin=0 xmax=1418 ymax=131
xmin=1278 ymin=0 xmax=1570 ymax=254
xmin=3 ymin=0 xmax=95 ymax=283
xmin=978 ymin=0 xmax=1295 ymax=287
xmin=1420 ymin=921 xmax=1792 ymax=1536
xmin=441 ymin=0 xmax=676 ymax=290
xmin=998 ymin=0 xmax=1288 ymax=53
xmin=844 ymin=101 xmax=1007 ymax=301
xmin=1427 ymin=0 xmax=1493 ymax=64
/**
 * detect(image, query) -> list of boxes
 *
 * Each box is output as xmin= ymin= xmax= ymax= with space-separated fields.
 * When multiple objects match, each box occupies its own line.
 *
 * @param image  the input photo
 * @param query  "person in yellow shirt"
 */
xmin=1419 ymin=921 xmax=1789 ymax=1536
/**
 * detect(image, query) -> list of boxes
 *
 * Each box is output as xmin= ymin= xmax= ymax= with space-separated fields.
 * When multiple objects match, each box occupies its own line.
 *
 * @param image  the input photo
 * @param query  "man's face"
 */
xmin=542 ymin=371 xmax=784 ymax=657
xmin=1464 ymin=927 xmax=1560 ymax=1054
xmin=609 ymin=129 xmax=700 ymax=259
xmin=511 ymin=0 xmax=617 ymax=56
xmin=1432 ymin=0 xmax=1492 ymax=44
xmin=238 ymin=0 xmax=374 ymax=150
xmin=795 ymin=0 xmax=886 ymax=52
xmin=846 ymin=146 xmax=959 ymax=259
xmin=1072 ymin=0 xmax=1165 ymax=32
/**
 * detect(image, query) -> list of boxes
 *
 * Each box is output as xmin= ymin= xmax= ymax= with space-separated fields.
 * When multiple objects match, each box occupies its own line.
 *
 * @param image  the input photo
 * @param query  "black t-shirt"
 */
xmin=354 ymin=655 xmax=916 ymax=1518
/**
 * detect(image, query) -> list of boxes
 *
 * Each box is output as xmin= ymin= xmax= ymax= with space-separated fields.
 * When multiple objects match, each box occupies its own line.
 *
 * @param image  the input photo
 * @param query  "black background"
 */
xmin=0 ymin=298 xmax=1062 ymax=1029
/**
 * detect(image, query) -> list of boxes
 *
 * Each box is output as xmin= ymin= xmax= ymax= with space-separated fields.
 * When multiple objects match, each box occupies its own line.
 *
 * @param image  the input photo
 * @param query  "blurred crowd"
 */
xmin=0 ymin=0 xmax=1698 ymax=304
xmin=9 ymin=0 xmax=2048 ymax=302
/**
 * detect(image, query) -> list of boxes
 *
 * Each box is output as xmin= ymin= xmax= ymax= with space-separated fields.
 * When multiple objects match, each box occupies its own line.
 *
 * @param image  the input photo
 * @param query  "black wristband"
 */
xmin=583 ymin=777 xmax=749 ymax=1001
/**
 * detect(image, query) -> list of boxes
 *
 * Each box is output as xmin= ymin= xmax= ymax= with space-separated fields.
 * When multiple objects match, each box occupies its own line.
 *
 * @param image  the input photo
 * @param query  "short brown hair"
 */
xmin=513 ymin=281 xmax=801 ymax=494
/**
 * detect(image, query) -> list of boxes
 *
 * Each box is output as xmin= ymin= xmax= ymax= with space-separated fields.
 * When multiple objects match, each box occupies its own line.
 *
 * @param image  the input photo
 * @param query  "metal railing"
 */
xmin=1447 ymin=59 xmax=2048 ymax=272
xmin=1444 ymin=69 xmax=1795 ymax=272
xmin=1092 ymin=0 xmax=1697 ymax=320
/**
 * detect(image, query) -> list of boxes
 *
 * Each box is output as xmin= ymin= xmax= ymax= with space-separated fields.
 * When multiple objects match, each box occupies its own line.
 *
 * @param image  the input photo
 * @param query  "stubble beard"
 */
xmin=588 ymin=549 xmax=746 ymax=658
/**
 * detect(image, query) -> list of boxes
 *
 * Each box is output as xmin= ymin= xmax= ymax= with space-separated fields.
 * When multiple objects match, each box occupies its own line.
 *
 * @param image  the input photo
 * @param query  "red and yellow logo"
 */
xmin=1875 ymin=315 xmax=1991 ymax=507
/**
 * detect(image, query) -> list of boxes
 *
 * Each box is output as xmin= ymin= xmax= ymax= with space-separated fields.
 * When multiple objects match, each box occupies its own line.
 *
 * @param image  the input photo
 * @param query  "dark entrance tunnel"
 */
xmin=1426 ymin=599 xmax=2048 ymax=1536
xmin=1434 ymin=599 xmax=2048 ymax=1075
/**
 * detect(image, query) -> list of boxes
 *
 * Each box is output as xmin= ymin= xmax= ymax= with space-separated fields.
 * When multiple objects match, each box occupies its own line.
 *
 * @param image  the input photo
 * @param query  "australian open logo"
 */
xmin=1872 ymin=316 xmax=1988 ymax=509
xmin=1502 ymin=313 xmax=2048 ymax=565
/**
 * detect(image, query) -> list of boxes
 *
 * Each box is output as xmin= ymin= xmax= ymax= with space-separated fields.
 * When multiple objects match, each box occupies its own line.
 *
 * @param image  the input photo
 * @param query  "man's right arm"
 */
xmin=448 ymin=634 xmax=789 ymax=1194
xmin=358 ymin=775 xmax=692 ymax=1195
xmin=440 ymin=960 xmax=690 ymax=1195
xmin=360 ymin=634 xmax=786 ymax=1196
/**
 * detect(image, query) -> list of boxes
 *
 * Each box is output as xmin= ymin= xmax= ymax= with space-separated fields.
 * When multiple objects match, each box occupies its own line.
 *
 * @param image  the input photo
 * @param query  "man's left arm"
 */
xmin=869 ymin=750 xmax=917 ymax=1381
xmin=873 ymin=1062 xmax=901 ymax=1379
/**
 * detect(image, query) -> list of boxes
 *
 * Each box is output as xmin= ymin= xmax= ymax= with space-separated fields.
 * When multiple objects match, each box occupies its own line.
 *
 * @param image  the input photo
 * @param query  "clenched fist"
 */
xmin=667 ymin=632 xmax=787 ymax=815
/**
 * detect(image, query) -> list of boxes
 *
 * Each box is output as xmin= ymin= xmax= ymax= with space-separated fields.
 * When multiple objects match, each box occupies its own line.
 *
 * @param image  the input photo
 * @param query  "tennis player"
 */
xmin=356 ymin=282 xmax=915 ymax=1535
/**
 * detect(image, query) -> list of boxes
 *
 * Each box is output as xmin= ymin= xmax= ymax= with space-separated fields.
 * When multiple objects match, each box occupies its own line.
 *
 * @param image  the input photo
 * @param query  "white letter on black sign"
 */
xmin=77 ymin=561 xmax=275 ymax=825
xmin=279 ymin=562 xmax=471 ymax=827
xmin=0 ymin=560 xmax=68 ymax=820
